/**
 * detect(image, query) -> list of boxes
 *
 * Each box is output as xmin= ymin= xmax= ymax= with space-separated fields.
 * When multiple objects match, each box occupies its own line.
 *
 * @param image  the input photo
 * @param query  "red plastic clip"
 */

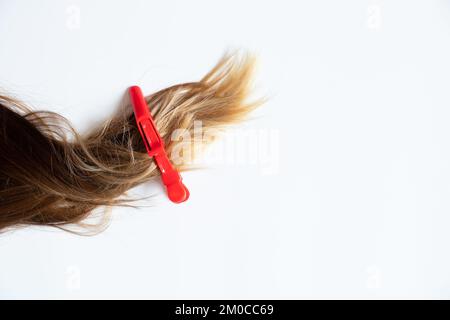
xmin=129 ymin=85 xmax=189 ymax=203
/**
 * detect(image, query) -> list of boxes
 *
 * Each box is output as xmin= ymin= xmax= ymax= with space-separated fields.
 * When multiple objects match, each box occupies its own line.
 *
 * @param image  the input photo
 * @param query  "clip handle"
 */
xmin=155 ymin=152 xmax=190 ymax=203
xmin=129 ymin=85 xmax=189 ymax=203
xmin=129 ymin=86 xmax=152 ymax=122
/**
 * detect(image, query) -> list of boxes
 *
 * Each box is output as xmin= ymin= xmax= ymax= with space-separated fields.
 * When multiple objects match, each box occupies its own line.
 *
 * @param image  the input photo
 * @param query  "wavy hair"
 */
xmin=0 ymin=53 xmax=261 ymax=233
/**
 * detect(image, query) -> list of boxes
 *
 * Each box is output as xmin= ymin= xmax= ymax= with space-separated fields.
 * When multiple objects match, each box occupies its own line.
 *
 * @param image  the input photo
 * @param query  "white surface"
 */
xmin=1 ymin=0 xmax=450 ymax=299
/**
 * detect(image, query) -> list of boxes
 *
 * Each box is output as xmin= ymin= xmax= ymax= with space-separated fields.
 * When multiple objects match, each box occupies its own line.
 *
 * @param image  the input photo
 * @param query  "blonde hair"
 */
xmin=0 ymin=52 xmax=262 ymax=233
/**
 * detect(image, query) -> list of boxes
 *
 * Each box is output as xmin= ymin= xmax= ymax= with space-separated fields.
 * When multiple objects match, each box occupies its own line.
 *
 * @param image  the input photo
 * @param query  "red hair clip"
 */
xmin=129 ymin=86 xmax=189 ymax=203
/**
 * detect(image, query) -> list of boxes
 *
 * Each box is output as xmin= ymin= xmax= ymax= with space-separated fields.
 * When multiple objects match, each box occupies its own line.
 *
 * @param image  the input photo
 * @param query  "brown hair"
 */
xmin=0 ymin=53 xmax=261 ymax=233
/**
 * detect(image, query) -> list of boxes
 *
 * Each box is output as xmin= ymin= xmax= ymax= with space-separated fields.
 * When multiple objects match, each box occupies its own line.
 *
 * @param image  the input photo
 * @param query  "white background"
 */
xmin=1 ymin=0 xmax=450 ymax=299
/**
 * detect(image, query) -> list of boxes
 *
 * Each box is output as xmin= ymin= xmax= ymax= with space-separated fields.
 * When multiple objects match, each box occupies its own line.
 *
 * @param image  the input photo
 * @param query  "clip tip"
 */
xmin=129 ymin=85 xmax=142 ymax=95
xmin=167 ymin=183 xmax=190 ymax=204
